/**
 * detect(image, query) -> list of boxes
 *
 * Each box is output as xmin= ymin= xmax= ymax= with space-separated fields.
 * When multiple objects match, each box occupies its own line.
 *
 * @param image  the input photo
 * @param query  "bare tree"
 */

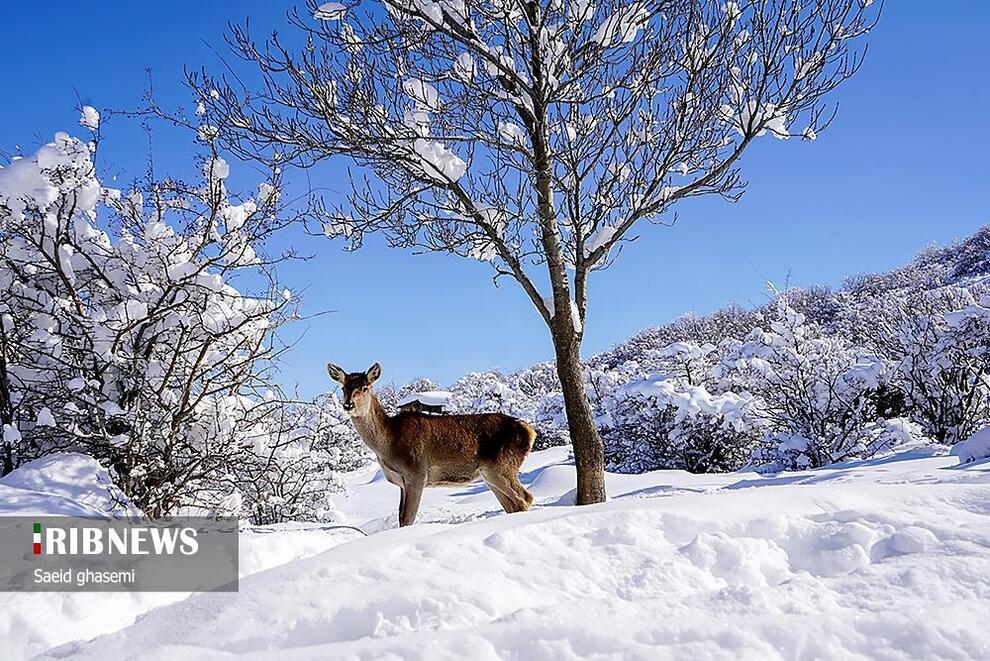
xmin=194 ymin=0 xmax=879 ymax=503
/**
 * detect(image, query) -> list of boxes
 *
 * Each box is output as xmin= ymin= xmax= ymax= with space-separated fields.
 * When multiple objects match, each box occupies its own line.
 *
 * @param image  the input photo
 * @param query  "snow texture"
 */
xmin=952 ymin=427 xmax=990 ymax=464
xmin=79 ymin=107 xmax=100 ymax=131
xmin=313 ymin=2 xmax=347 ymax=20
xmin=4 ymin=446 xmax=988 ymax=660
xmin=0 ymin=453 xmax=137 ymax=518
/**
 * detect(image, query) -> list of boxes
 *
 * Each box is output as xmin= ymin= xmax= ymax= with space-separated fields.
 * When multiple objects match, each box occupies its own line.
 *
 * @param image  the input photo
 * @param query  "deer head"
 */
xmin=327 ymin=362 xmax=381 ymax=417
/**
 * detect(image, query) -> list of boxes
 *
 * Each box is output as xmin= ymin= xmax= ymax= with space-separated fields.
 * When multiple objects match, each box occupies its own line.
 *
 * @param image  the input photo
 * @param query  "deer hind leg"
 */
xmin=481 ymin=465 xmax=531 ymax=514
xmin=512 ymin=474 xmax=534 ymax=509
xmin=483 ymin=473 xmax=522 ymax=514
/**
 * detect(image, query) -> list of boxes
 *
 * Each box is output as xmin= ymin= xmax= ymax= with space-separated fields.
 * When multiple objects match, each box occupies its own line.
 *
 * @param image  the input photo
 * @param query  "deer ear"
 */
xmin=327 ymin=363 xmax=346 ymax=384
xmin=367 ymin=362 xmax=382 ymax=384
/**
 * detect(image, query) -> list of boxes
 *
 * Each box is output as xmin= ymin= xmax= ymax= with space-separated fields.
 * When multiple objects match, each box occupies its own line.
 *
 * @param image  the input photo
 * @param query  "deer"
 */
xmin=327 ymin=362 xmax=536 ymax=526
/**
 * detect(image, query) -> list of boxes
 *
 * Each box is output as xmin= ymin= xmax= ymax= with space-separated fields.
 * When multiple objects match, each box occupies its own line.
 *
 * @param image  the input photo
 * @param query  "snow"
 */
xmin=2 ymin=423 xmax=21 ymax=445
xmin=396 ymin=390 xmax=453 ymax=408
xmin=584 ymin=223 xmax=616 ymax=258
xmin=0 ymin=456 xmax=358 ymax=660
xmin=4 ymin=445 xmax=987 ymax=659
xmin=412 ymin=138 xmax=466 ymax=182
xmin=313 ymin=2 xmax=346 ymax=20
xmin=0 ymin=453 xmax=137 ymax=518
xmin=35 ymin=408 xmax=56 ymax=427
xmin=951 ymin=427 xmax=990 ymax=464
xmin=621 ymin=375 xmax=754 ymax=428
xmin=204 ymin=156 xmax=230 ymax=181
xmin=79 ymin=106 xmax=100 ymax=131
xmin=593 ymin=3 xmax=650 ymax=46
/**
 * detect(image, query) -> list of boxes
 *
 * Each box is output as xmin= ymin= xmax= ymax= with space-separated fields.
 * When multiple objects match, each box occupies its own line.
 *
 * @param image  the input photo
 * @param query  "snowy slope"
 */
xmin=29 ymin=445 xmax=990 ymax=660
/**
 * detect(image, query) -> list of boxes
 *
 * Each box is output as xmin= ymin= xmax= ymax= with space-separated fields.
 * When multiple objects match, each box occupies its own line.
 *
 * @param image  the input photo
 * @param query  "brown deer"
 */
xmin=328 ymin=362 xmax=536 ymax=526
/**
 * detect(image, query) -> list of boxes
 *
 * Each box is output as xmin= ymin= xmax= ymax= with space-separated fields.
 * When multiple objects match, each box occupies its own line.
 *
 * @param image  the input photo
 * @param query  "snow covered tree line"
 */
xmin=322 ymin=228 xmax=990 ymax=476
xmin=0 ymin=114 xmax=369 ymax=521
xmin=589 ymin=234 xmax=990 ymax=473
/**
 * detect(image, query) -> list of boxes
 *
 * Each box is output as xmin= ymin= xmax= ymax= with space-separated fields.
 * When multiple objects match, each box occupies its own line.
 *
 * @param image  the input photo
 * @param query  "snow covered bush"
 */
xmin=0 ymin=126 xmax=326 ymax=516
xmin=601 ymin=374 xmax=761 ymax=474
xmin=848 ymin=286 xmax=990 ymax=443
xmin=228 ymin=395 xmax=366 ymax=524
xmin=447 ymin=371 xmax=520 ymax=415
xmin=199 ymin=393 xmax=370 ymax=524
xmin=309 ymin=393 xmax=374 ymax=471
xmin=716 ymin=301 xmax=895 ymax=470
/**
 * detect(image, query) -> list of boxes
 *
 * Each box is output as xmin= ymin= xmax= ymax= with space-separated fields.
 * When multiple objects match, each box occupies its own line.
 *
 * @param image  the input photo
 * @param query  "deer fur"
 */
xmin=328 ymin=361 xmax=536 ymax=526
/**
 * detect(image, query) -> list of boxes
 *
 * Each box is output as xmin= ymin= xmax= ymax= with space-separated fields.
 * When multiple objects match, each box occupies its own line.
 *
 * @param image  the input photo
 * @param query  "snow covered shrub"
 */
xmin=600 ymin=375 xmax=761 ymax=474
xmin=231 ymin=397 xmax=360 ymax=524
xmin=448 ymin=371 xmax=518 ymax=414
xmin=948 ymin=225 xmax=990 ymax=280
xmin=208 ymin=393 xmax=371 ymax=524
xmin=0 ymin=127 xmax=307 ymax=515
xmin=593 ymin=306 xmax=761 ymax=371
xmin=716 ymin=301 xmax=894 ymax=470
xmin=848 ymin=286 xmax=990 ymax=443
xmin=532 ymin=392 xmax=569 ymax=449
xmin=300 ymin=393 xmax=372 ymax=472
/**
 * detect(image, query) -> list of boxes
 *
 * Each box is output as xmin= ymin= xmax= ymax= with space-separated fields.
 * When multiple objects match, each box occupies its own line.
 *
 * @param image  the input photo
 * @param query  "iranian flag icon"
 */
xmin=33 ymin=523 xmax=41 ymax=555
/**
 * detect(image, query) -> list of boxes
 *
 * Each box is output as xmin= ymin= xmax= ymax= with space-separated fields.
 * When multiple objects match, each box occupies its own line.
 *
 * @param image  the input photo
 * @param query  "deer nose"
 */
xmin=343 ymin=402 xmax=355 ymax=411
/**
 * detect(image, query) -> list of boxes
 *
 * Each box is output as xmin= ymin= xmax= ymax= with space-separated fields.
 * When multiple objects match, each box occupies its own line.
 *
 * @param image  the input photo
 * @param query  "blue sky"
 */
xmin=2 ymin=3 xmax=988 ymax=397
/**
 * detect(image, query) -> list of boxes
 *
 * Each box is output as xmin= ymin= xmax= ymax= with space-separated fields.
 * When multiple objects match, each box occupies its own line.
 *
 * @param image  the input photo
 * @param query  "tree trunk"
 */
xmin=551 ymin=327 xmax=607 ymax=505
xmin=0 ymin=351 xmax=13 ymax=477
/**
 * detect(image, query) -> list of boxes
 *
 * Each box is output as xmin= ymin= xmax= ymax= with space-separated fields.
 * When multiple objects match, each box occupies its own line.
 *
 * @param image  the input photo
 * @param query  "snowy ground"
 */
xmin=4 ymin=445 xmax=990 ymax=660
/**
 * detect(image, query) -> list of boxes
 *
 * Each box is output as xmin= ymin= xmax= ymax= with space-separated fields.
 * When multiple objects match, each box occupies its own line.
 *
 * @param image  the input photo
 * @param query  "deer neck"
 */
xmin=350 ymin=394 xmax=392 ymax=455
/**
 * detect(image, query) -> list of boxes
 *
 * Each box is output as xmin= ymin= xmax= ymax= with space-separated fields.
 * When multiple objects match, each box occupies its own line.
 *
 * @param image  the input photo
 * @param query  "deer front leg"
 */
xmin=399 ymin=474 xmax=426 ymax=527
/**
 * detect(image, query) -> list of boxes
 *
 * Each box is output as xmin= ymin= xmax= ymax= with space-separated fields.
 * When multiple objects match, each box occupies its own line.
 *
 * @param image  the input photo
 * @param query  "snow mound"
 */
xmin=952 ymin=427 xmax=990 ymax=464
xmin=41 ymin=448 xmax=990 ymax=660
xmin=0 ymin=453 xmax=137 ymax=517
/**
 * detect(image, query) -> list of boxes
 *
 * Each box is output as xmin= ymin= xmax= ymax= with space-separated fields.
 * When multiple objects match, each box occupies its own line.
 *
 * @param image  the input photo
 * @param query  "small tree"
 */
xmin=196 ymin=0 xmax=879 ymax=503
xmin=0 ymin=120 xmax=311 ymax=515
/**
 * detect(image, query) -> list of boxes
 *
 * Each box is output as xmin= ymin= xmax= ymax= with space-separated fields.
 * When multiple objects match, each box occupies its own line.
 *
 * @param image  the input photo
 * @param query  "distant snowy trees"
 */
xmin=848 ymin=285 xmax=990 ymax=444
xmin=196 ymin=0 xmax=879 ymax=504
xmin=593 ymin=236 xmax=990 ymax=474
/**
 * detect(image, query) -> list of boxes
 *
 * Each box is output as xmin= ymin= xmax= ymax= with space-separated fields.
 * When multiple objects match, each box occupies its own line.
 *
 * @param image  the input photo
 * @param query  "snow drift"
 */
xmin=0 ymin=453 xmax=137 ymax=518
xmin=12 ymin=445 xmax=989 ymax=660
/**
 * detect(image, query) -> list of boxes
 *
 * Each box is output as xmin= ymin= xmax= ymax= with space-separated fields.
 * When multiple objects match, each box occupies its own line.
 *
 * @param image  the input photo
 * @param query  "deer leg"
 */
xmin=483 ymin=475 xmax=521 ymax=513
xmin=510 ymin=475 xmax=535 ymax=509
xmin=482 ymin=468 xmax=527 ymax=513
xmin=399 ymin=475 xmax=425 ymax=526
xmin=396 ymin=487 xmax=407 ymax=526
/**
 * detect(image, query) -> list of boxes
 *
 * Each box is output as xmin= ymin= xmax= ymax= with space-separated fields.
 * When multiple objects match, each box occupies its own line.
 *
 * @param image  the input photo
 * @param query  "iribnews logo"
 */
xmin=31 ymin=522 xmax=200 ymax=556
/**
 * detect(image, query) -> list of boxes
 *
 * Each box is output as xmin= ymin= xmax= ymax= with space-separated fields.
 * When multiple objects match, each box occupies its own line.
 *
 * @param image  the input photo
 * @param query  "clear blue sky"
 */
xmin=2 ymin=3 xmax=988 ymax=397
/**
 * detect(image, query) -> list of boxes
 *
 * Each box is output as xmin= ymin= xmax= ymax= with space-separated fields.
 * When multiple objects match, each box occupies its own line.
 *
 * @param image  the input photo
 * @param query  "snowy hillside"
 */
xmin=8 ymin=445 xmax=987 ymax=660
